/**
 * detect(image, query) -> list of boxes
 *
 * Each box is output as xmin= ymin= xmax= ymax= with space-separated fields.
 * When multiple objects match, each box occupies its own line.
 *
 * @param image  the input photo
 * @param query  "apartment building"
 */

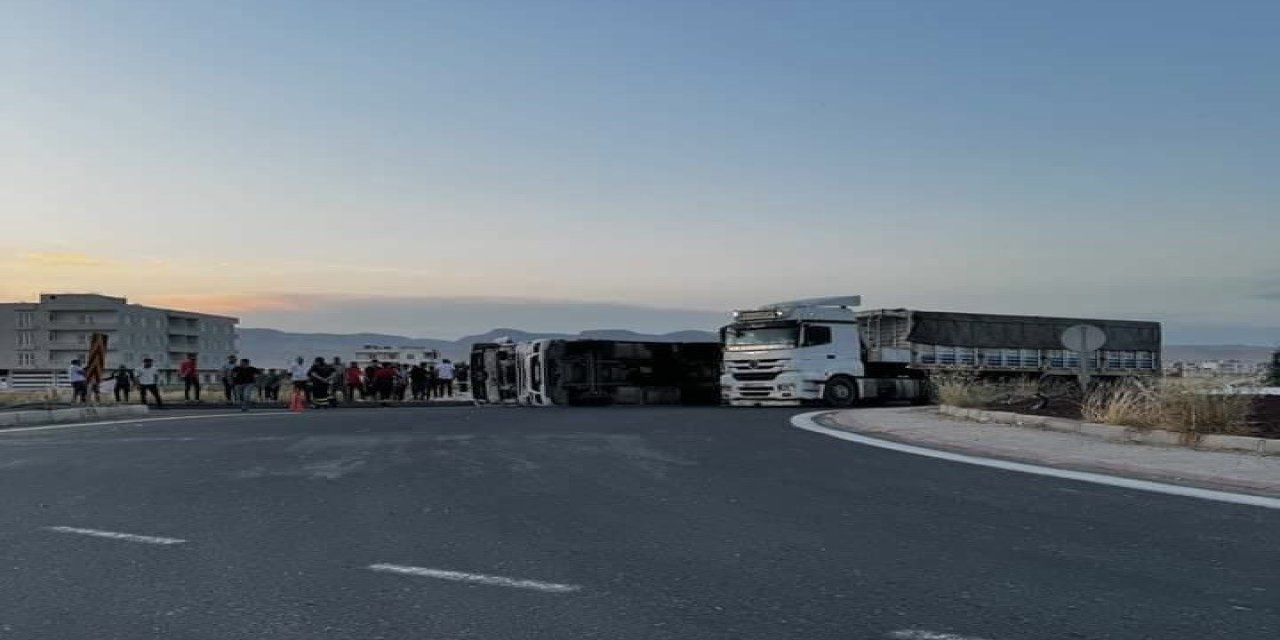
xmin=0 ymin=293 xmax=238 ymax=387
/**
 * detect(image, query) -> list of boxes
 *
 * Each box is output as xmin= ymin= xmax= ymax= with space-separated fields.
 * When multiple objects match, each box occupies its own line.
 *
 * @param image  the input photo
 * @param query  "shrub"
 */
xmin=1082 ymin=378 xmax=1255 ymax=434
xmin=929 ymin=373 xmax=1039 ymax=408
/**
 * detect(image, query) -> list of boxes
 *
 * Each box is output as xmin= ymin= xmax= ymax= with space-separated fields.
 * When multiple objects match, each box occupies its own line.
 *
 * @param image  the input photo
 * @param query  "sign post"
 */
xmin=1060 ymin=324 xmax=1107 ymax=390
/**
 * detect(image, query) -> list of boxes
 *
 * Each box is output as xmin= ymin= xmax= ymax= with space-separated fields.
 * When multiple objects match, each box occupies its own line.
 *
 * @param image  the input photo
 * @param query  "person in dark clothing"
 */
xmin=307 ymin=357 xmax=337 ymax=407
xmin=110 ymin=365 xmax=133 ymax=402
xmin=230 ymin=358 xmax=261 ymax=412
xmin=408 ymin=364 xmax=427 ymax=400
xmin=364 ymin=360 xmax=379 ymax=400
xmin=263 ymin=368 xmax=282 ymax=401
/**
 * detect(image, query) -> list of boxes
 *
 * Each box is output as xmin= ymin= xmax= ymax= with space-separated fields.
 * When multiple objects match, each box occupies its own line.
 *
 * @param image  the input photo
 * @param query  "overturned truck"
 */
xmin=470 ymin=339 xmax=722 ymax=406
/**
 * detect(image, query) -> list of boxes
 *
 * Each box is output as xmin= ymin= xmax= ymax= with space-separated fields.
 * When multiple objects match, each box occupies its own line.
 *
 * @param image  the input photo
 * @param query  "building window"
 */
xmin=48 ymin=331 xmax=57 ymax=342
xmin=16 ymin=312 xmax=33 ymax=328
xmin=79 ymin=314 xmax=93 ymax=325
xmin=16 ymin=332 xmax=34 ymax=348
xmin=17 ymin=352 xmax=36 ymax=367
xmin=77 ymin=333 xmax=88 ymax=344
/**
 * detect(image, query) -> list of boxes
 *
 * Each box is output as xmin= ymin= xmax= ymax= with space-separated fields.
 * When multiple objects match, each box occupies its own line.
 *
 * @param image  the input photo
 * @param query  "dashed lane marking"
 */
xmin=45 ymin=526 xmax=187 ymax=545
xmin=367 ymin=563 xmax=582 ymax=593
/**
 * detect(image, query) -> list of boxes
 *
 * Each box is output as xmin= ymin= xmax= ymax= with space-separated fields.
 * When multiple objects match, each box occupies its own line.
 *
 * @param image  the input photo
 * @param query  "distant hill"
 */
xmin=237 ymin=327 xmax=719 ymax=364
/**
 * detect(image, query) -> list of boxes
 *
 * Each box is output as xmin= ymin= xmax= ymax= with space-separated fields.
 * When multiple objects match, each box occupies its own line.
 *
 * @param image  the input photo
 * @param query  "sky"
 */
xmin=3 ymin=0 xmax=1278 ymax=342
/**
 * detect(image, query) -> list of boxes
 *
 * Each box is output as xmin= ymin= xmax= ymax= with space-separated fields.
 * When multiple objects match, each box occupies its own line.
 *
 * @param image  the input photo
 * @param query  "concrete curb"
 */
xmin=0 ymin=405 xmax=150 ymax=428
xmin=938 ymin=405 xmax=1279 ymax=456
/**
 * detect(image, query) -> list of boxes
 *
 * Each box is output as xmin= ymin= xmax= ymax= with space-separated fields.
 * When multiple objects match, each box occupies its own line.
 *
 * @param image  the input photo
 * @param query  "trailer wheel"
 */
xmin=823 ymin=376 xmax=859 ymax=408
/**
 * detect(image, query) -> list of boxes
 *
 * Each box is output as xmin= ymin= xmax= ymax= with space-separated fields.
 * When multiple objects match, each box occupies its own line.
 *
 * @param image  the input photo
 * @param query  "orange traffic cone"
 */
xmin=289 ymin=390 xmax=305 ymax=413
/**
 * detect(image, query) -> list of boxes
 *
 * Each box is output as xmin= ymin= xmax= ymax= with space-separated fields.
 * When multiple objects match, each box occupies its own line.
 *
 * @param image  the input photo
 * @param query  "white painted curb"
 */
xmin=938 ymin=405 xmax=1280 ymax=456
xmin=0 ymin=405 xmax=150 ymax=428
xmin=791 ymin=411 xmax=1280 ymax=510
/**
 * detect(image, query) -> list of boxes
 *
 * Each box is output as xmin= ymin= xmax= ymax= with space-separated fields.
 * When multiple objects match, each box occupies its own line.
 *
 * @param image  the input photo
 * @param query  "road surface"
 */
xmin=0 ymin=407 xmax=1275 ymax=639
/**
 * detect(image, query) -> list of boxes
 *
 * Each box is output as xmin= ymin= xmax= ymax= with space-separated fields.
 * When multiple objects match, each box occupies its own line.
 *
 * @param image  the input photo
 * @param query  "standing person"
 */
xmin=437 ymin=358 xmax=456 ymax=398
xmin=110 ymin=365 xmax=133 ymax=403
xmin=179 ymin=354 xmax=201 ymax=402
xmin=425 ymin=362 xmax=439 ymax=398
xmin=136 ymin=358 xmax=163 ymax=408
xmin=330 ymin=357 xmax=348 ymax=402
xmin=220 ymin=355 xmax=237 ymax=402
xmin=345 ymin=362 xmax=364 ymax=401
xmin=263 ymin=368 xmax=282 ymax=401
xmin=288 ymin=357 xmax=311 ymax=403
xmin=67 ymin=359 xmax=88 ymax=403
xmin=373 ymin=361 xmax=396 ymax=406
xmin=395 ymin=364 xmax=410 ymax=401
xmin=231 ymin=358 xmax=261 ymax=412
xmin=308 ymin=357 xmax=336 ymax=407
xmin=363 ymin=360 xmax=379 ymax=399
xmin=408 ymin=364 xmax=427 ymax=400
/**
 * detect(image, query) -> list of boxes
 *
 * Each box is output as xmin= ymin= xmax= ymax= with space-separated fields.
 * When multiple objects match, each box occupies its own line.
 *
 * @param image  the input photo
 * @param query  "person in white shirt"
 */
xmin=136 ymin=358 xmax=163 ymax=407
xmin=288 ymin=357 xmax=311 ymax=402
xmin=436 ymin=359 xmax=456 ymax=398
xmin=67 ymin=359 xmax=88 ymax=403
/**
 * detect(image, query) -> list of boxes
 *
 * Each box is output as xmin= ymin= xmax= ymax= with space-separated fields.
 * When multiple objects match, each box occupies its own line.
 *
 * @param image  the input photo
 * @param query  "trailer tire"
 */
xmin=823 ymin=376 xmax=859 ymax=408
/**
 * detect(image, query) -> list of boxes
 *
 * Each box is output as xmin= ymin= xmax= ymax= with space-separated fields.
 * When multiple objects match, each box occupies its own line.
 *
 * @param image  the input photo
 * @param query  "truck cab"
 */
xmin=721 ymin=297 xmax=865 ymax=406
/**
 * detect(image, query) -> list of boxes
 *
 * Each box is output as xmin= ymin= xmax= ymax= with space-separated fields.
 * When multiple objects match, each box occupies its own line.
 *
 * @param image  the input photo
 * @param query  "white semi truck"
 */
xmin=720 ymin=296 xmax=1162 ymax=407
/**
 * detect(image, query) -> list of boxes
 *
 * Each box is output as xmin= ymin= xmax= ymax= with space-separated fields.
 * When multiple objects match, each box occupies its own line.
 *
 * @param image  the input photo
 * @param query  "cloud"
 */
xmin=20 ymin=252 xmax=110 ymax=268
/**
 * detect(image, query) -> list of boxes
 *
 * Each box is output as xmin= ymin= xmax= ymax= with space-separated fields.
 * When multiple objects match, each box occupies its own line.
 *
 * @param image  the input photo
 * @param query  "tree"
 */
xmin=1269 ymin=347 xmax=1280 ymax=386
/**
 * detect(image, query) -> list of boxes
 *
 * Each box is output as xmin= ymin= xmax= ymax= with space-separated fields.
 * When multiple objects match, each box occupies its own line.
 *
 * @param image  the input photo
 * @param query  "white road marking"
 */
xmin=889 ymin=630 xmax=995 ymax=640
xmin=791 ymin=412 xmax=1280 ymax=511
xmin=45 ymin=526 xmax=187 ymax=545
xmin=367 ymin=563 xmax=582 ymax=593
xmin=0 ymin=412 xmax=288 ymax=436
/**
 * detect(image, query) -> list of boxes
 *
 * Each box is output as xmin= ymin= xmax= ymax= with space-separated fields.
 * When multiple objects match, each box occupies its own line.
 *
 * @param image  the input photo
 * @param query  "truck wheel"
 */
xmin=823 ymin=376 xmax=859 ymax=408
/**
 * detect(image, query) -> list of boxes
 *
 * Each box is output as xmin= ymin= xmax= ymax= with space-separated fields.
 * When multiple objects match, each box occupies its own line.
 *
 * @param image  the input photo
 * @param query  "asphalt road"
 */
xmin=0 ymin=407 xmax=1276 ymax=640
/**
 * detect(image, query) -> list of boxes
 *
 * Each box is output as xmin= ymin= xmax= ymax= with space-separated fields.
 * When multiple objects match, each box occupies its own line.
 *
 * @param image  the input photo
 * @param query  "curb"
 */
xmin=795 ymin=412 xmax=1280 ymax=508
xmin=938 ymin=405 xmax=1280 ymax=456
xmin=0 ymin=405 xmax=150 ymax=428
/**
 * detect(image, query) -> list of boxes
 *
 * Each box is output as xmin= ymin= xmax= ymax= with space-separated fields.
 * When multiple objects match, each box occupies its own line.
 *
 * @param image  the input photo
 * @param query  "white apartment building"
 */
xmin=0 ymin=293 xmax=238 ymax=387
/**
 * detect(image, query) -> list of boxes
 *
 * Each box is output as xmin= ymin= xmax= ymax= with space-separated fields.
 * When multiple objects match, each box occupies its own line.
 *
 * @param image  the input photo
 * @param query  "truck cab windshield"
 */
xmin=724 ymin=324 xmax=798 ymax=349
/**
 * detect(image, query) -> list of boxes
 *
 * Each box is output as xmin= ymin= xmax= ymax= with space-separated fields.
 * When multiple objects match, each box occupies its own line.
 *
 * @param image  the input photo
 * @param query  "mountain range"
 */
xmin=238 ymin=328 xmax=1275 ymax=366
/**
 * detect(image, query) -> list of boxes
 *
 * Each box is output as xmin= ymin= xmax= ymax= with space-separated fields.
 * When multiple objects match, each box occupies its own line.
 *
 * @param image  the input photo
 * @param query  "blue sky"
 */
xmin=3 ymin=0 xmax=1278 ymax=341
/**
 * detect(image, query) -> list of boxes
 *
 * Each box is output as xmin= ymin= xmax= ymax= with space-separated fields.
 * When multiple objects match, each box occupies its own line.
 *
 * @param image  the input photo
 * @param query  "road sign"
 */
xmin=1060 ymin=324 xmax=1107 ymax=389
xmin=1060 ymin=324 xmax=1107 ymax=352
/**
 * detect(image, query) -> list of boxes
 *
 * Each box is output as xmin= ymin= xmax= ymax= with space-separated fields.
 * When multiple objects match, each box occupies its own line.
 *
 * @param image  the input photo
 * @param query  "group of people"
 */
xmin=72 ymin=354 xmax=466 ymax=411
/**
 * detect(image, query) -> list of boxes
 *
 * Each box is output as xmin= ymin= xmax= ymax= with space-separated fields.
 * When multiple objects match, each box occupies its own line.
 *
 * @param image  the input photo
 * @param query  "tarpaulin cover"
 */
xmin=906 ymin=311 xmax=1161 ymax=351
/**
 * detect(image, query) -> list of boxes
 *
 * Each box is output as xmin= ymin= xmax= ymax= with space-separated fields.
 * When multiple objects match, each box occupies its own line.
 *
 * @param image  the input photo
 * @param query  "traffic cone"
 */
xmin=289 ymin=390 xmax=305 ymax=413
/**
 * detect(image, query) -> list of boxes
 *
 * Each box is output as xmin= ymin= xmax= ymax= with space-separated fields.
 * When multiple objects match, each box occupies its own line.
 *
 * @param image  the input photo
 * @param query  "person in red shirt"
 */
xmin=344 ymin=363 xmax=364 ymax=401
xmin=179 ymin=354 xmax=201 ymax=402
xmin=373 ymin=362 xmax=397 ymax=405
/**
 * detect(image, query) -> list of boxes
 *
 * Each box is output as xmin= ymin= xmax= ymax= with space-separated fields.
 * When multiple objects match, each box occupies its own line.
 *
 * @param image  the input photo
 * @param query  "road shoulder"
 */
xmin=821 ymin=407 xmax=1280 ymax=498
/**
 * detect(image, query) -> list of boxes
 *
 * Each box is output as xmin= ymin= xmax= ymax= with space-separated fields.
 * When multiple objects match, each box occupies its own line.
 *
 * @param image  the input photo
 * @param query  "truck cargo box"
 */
xmin=859 ymin=309 xmax=1161 ymax=376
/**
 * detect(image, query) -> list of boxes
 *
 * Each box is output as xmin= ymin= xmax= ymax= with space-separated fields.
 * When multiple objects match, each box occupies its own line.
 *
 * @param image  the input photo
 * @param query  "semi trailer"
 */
xmin=721 ymin=296 xmax=1162 ymax=407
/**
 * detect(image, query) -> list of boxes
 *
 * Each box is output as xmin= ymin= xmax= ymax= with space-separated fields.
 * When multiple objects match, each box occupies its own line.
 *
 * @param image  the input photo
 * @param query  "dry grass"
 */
xmin=1082 ymin=378 xmax=1255 ymax=434
xmin=929 ymin=373 xmax=1039 ymax=408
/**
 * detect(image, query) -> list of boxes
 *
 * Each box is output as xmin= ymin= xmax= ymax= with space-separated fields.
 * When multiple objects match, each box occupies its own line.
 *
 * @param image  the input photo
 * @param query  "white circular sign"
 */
xmin=1061 ymin=324 xmax=1107 ymax=352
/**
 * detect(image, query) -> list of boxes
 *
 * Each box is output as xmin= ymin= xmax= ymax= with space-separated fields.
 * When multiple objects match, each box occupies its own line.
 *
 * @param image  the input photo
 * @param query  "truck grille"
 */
xmin=732 ymin=372 xmax=779 ymax=382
